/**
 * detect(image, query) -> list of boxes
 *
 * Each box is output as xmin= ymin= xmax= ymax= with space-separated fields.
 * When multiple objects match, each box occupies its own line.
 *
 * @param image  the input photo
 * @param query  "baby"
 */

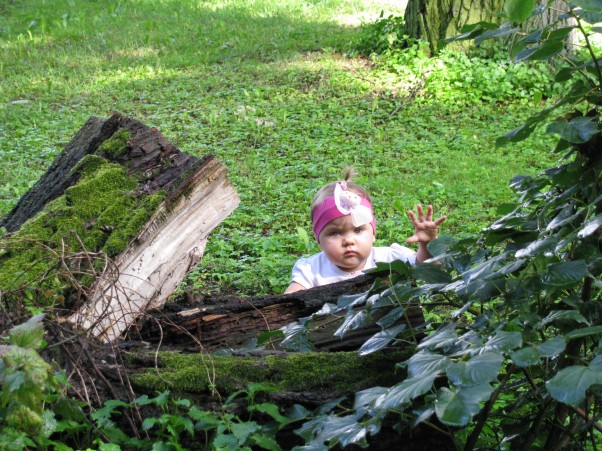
xmin=285 ymin=173 xmax=446 ymax=293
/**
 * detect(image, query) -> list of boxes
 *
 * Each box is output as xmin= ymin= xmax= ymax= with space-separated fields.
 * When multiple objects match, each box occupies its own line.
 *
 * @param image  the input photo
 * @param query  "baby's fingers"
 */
xmin=434 ymin=215 xmax=447 ymax=226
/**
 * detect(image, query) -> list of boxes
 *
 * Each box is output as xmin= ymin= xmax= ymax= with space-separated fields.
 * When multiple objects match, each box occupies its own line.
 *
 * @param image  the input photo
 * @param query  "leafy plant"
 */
xmin=91 ymin=384 xmax=298 ymax=450
xmin=0 ymin=314 xmax=88 ymax=450
xmin=354 ymin=12 xmax=413 ymax=56
xmin=278 ymin=1 xmax=602 ymax=448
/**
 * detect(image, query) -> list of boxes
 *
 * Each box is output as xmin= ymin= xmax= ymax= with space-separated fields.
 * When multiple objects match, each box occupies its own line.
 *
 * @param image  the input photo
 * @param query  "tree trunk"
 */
xmin=404 ymin=0 xmax=505 ymax=53
xmin=404 ymin=0 xmax=576 ymax=54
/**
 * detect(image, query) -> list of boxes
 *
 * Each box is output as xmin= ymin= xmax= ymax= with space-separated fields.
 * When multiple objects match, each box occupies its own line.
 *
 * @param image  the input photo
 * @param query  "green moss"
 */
xmin=132 ymin=350 xmax=411 ymax=397
xmin=95 ymin=129 xmax=131 ymax=160
xmin=0 ymin=155 xmax=165 ymax=306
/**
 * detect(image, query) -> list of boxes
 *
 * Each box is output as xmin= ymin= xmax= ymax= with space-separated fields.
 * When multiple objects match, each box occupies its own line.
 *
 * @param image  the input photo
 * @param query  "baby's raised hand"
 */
xmin=405 ymin=204 xmax=447 ymax=244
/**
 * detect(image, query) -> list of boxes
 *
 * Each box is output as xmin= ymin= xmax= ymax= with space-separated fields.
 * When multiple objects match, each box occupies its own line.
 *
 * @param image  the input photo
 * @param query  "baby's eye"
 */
xmin=354 ymin=227 xmax=366 ymax=234
xmin=329 ymin=231 xmax=341 ymax=236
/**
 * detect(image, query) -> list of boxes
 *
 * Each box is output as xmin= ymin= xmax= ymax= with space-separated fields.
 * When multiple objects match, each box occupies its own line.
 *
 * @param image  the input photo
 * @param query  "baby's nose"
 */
xmin=342 ymin=234 xmax=355 ymax=244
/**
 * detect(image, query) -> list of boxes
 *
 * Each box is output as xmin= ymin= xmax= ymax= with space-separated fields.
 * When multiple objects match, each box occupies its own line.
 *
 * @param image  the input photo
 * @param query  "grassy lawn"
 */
xmin=1 ymin=0 xmax=559 ymax=296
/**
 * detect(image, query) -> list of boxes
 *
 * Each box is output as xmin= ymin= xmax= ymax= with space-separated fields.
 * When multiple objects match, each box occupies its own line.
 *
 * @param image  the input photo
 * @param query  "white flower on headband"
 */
xmin=334 ymin=182 xmax=373 ymax=227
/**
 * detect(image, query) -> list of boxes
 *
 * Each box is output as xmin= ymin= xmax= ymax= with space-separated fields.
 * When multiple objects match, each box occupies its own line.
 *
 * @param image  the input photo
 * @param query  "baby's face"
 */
xmin=318 ymin=215 xmax=375 ymax=273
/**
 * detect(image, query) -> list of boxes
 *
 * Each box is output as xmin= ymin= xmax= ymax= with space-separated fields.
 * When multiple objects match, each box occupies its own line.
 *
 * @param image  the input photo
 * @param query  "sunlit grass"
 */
xmin=1 ymin=0 xmax=559 ymax=295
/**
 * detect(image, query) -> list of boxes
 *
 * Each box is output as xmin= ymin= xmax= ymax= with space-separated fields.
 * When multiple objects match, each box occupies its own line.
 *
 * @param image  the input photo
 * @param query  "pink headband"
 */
xmin=312 ymin=182 xmax=376 ymax=242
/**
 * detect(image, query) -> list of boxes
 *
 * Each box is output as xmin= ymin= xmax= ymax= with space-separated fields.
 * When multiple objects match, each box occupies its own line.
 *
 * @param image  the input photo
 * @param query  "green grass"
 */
xmin=1 ymin=0 xmax=559 ymax=297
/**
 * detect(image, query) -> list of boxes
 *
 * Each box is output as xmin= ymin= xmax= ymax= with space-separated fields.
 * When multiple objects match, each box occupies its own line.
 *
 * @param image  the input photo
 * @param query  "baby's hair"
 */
xmin=310 ymin=168 xmax=371 ymax=221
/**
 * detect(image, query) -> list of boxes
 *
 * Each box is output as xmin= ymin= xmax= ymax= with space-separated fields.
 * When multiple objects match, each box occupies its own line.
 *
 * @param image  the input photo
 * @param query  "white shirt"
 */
xmin=291 ymin=243 xmax=416 ymax=289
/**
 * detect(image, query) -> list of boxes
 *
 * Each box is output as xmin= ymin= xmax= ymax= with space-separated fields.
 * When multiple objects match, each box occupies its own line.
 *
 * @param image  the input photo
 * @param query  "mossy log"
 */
xmin=0 ymin=113 xmax=239 ymax=342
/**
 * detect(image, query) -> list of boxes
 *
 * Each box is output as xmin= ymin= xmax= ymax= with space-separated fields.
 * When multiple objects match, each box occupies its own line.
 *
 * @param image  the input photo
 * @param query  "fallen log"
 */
xmin=0 ymin=113 xmax=239 ymax=342
xmin=132 ymin=272 xmax=425 ymax=352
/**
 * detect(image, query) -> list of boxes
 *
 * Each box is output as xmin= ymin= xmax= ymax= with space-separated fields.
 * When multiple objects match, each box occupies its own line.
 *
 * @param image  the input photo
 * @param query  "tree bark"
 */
xmin=405 ymin=0 xmax=505 ymax=53
xmin=404 ymin=0 xmax=576 ymax=54
xmin=132 ymin=272 xmax=425 ymax=352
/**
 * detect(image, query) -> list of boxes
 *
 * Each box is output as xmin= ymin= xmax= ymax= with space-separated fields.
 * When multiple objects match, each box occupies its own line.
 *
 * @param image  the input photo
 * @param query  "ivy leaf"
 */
xmin=515 ymin=236 xmax=558 ymax=258
xmin=483 ymin=331 xmax=522 ymax=353
xmin=505 ymin=0 xmax=537 ymax=22
xmin=336 ymin=293 xmax=367 ymax=310
xmin=376 ymin=306 xmax=405 ymax=328
xmin=546 ymin=365 xmax=602 ymax=405
xmin=555 ymin=60 xmax=596 ymax=82
xmin=296 ymin=414 xmax=369 ymax=448
xmin=541 ymin=260 xmax=587 ymax=287
xmin=334 ymin=310 xmax=373 ymax=338
xmin=358 ymin=324 xmax=406 ymax=356
xmin=413 ymin=406 xmax=436 ymax=427
xmin=313 ymin=302 xmax=341 ymax=316
xmin=374 ymin=374 xmax=437 ymax=410
xmin=280 ymin=323 xmax=313 ymax=352
xmin=511 ymin=346 xmax=541 ymax=367
xmin=427 ymin=236 xmax=454 ymax=257
xmin=406 ymin=351 xmax=452 ymax=378
xmin=590 ymin=355 xmax=602 ymax=370
xmin=565 ymin=325 xmax=602 ymax=340
xmin=417 ymin=325 xmax=458 ymax=351
xmin=546 ymin=205 xmax=584 ymax=231
xmin=537 ymin=335 xmax=567 ymax=358
xmin=444 ymin=21 xmax=499 ymax=43
xmin=257 ymin=330 xmax=284 ymax=346
xmin=496 ymin=123 xmax=537 ymax=146
xmin=571 ymin=0 xmax=602 ymax=12
xmin=412 ymin=263 xmax=452 ymax=284
xmin=542 ymin=310 xmax=589 ymax=325
xmin=435 ymin=384 xmax=494 ymax=427
xmin=578 ymin=213 xmax=602 ymax=238
xmin=353 ymin=386 xmax=388 ymax=418
xmin=446 ymin=353 xmax=503 ymax=386
xmin=546 ymin=117 xmax=600 ymax=144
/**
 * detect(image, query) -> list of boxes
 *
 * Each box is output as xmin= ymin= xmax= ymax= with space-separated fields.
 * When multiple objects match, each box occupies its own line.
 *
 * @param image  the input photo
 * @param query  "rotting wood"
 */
xmin=66 ymin=119 xmax=240 ymax=342
xmin=132 ymin=272 xmax=425 ymax=352
xmin=0 ymin=112 xmax=240 ymax=343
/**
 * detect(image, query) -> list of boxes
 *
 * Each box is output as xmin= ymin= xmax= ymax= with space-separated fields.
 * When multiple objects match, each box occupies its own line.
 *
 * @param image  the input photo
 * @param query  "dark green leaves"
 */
xmin=279 ymin=323 xmax=312 ymax=352
xmin=435 ymin=384 xmax=494 ymax=427
xmin=546 ymin=363 xmax=602 ymax=405
xmin=358 ymin=324 xmax=406 ymax=356
xmin=540 ymin=260 xmax=587 ymax=287
xmin=511 ymin=336 xmax=567 ymax=366
xmin=578 ymin=213 xmax=602 ymax=238
xmin=546 ymin=117 xmax=600 ymax=144
xmin=406 ymin=351 xmax=451 ymax=378
xmin=446 ymin=353 xmax=503 ymax=386
xmin=373 ymin=374 xmax=437 ymax=410
xmin=514 ymin=40 xmax=564 ymax=62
